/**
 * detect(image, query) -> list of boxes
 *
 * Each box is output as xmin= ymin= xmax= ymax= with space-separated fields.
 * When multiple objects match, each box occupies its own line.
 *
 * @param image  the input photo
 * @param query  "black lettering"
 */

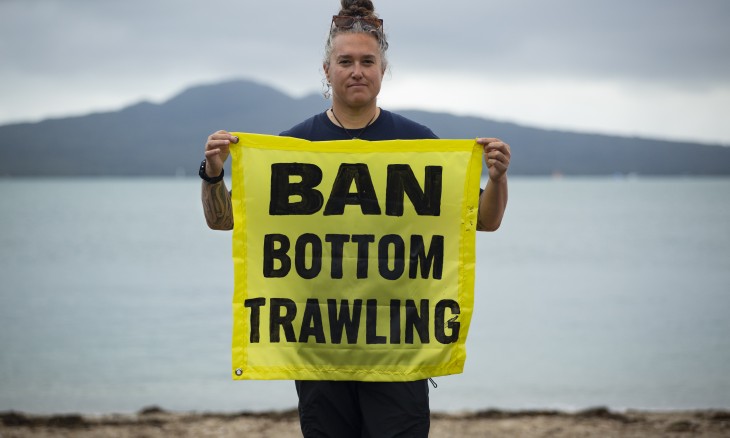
xmin=294 ymin=233 xmax=322 ymax=279
xmin=378 ymin=234 xmax=405 ymax=280
xmin=385 ymin=165 xmax=442 ymax=216
xmin=323 ymin=163 xmax=382 ymax=215
xmin=299 ymin=299 xmax=326 ymax=343
xmin=409 ymin=235 xmax=444 ymax=279
xmin=435 ymin=299 xmax=460 ymax=344
xmin=269 ymin=163 xmax=324 ymax=215
xmin=325 ymin=234 xmax=350 ymax=279
xmin=263 ymin=234 xmax=291 ymax=278
xmin=244 ymin=298 xmax=266 ymax=343
xmin=328 ymin=299 xmax=363 ymax=344
xmin=270 ymin=298 xmax=297 ymax=343
xmin=266 ymin=233 xmax=443 ymax=280
xmin=389 ymin=299 xmax=401 ymax=344
xmin=366 ymin=299 xmax=387 ymax=344
xmin=405 ymin=299 xmax=430 ymax=344
xmin=351 ymin=234 xmax=375 ymax=279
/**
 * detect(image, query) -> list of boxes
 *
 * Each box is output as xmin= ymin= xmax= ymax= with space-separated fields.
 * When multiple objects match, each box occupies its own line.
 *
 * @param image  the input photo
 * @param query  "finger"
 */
xmin=204 ymin=148 xmax=221 ymax=158
xmin=484 ymin=141 xmax=509 ymax=151
xmin=207 ymin=136 xmax=237 ymax=145
xmin=208 ymin=132 xmax=239 ymax=143
xmin=206 ymin=139 xmax=233 ymax=151
xmin=487 ymin=158 xmax=508 ymax=170
xmin=487 ymin=159 xmax=508 ymax=175
xmin=487 ymin=150 xmax=510 ymax=162
xmin=476 ymin=137 xmax=501 ymax=145
xmin=486 ymin=157 xmax=505 ymax=167
xmin=485 ymin=146 xmax=510 ymax=162
xmin=477 ymin=138 xmax=510 ymax=152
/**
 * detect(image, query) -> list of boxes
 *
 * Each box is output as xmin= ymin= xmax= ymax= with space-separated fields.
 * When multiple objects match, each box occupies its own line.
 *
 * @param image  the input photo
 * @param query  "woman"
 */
xmin=201 ymin=0 xmax=510 ymax=436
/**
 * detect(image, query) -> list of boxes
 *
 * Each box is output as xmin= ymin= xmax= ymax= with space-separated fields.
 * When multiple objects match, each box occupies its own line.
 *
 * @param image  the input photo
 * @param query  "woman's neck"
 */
xmin=328 ymin=103 xmax=380 ymax=129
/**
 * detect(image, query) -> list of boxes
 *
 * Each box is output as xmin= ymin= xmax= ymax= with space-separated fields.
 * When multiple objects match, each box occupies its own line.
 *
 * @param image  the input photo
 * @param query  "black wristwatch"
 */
xmin=199 ymin=159 xmax=224 ymax=183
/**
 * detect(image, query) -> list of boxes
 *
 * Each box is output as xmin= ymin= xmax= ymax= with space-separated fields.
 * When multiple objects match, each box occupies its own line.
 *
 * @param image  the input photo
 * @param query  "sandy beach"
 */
xmin=2 ymin=407 xmax=729 ymax=437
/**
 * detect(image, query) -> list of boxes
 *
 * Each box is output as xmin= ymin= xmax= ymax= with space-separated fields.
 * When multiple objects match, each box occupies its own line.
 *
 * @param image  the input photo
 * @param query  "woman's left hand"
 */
xmin=477 ymin=138 xmax=511 ymax=182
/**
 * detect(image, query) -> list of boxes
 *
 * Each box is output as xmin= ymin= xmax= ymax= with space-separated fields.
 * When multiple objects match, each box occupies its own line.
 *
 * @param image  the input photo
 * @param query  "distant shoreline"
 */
xmin=3 ymin=406 xmax=729 ymax=437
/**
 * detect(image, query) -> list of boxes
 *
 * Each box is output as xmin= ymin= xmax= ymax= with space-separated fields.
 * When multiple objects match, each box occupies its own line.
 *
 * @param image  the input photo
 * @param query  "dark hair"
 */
xmin=323 ymin=0 xmax=389 ymax=72
xmin=339 ymin=0 xmax=376 ymax=17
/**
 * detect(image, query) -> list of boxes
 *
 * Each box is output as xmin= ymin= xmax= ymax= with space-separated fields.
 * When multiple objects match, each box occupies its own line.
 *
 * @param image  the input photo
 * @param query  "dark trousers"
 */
xmin=295 ymin=380 xmax=430 ymax=438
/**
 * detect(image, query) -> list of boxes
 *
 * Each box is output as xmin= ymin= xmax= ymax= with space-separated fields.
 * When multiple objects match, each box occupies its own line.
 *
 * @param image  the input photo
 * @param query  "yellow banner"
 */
xmin=230 ymin=133 xmax=482 ymax=381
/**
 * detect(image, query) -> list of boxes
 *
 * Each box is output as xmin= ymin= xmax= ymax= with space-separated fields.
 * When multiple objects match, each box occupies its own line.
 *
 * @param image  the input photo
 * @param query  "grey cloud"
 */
xmin=386 ymin=0 xmax=730 ymax=87
xmin=1 ymin=0 xmax=729 ymax=134
xmin=3 ymin=0 xmax=728 ymax=86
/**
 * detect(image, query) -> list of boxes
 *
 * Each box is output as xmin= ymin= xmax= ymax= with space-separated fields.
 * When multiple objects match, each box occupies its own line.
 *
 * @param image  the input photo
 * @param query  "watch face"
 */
xmin=199 ymin=159 xmax=211 ymax=180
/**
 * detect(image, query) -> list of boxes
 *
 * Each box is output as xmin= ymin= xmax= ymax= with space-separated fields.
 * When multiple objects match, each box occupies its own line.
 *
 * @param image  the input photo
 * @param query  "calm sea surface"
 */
xmin=1 ymin=177 xmax=729 ymax=414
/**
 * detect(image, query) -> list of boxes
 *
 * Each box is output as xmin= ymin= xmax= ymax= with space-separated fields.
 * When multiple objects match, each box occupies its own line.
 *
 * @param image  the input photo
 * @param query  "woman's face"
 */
xmin=324 ymin=32 xmax=385 ymax=111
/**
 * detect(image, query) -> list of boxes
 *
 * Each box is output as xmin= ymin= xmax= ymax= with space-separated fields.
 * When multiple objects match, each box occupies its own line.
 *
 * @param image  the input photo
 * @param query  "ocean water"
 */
xmin=1 ymin=177 xmax=729 ymax=414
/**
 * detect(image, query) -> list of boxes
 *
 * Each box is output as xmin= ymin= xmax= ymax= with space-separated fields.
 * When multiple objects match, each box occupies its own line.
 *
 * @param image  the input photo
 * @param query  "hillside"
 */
xmin=1 ymin=79 xmax=728 ymax=176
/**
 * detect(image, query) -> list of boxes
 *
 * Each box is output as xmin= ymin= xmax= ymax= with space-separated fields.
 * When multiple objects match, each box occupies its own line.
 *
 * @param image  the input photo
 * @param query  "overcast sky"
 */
xmin=2 ymin=0 xmax=729 ymax=144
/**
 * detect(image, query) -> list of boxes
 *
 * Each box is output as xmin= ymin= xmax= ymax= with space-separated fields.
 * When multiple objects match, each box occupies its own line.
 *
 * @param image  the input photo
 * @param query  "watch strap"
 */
xmin=199 ymin=159 xmax=224 ymax=183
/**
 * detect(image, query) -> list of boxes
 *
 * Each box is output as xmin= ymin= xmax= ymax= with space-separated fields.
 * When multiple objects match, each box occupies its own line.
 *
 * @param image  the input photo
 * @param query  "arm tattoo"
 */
xmin=201 ymin=180 xmax=233 ymax=230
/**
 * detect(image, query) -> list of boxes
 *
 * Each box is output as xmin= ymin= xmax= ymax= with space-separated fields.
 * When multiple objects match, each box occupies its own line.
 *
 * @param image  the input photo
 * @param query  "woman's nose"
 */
xmin=351 ymin=63 xmax=363 ymax=78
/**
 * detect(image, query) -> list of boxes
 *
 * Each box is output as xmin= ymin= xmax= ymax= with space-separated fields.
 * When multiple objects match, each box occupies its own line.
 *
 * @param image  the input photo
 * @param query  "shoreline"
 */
xmin=3 ymin=407 xmax=730 ymax=437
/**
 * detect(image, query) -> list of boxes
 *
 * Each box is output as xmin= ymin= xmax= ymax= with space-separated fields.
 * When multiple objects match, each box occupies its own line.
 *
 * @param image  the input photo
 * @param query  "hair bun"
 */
xmin=339 ymin=0 xmax=376 ymax=17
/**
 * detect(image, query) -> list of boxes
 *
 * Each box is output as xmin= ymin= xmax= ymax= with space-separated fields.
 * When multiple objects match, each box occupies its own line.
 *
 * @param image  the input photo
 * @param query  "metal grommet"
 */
xmin=235 ymin=368 xmax=243 ymax=376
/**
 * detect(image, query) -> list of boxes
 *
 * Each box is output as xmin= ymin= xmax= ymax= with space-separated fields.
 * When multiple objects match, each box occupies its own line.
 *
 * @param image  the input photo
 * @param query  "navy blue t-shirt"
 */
xmin=279 ymin=109 xmax=438 ymax=141
xmin=279 ymin=109 xmax=484 ymax=196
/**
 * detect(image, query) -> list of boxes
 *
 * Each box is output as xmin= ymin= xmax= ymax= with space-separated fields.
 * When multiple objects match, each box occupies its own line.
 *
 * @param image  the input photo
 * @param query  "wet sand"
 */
xmin=2 ymin=407 xmax=730 ymax=437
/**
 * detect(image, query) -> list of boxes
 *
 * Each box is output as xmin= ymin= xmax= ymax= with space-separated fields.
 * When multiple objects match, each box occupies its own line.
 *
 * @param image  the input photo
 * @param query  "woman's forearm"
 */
xmin=202 ymin=180 xmax=233 ymax=230
xmin=477 ymin=175 xmax=508 ymax=232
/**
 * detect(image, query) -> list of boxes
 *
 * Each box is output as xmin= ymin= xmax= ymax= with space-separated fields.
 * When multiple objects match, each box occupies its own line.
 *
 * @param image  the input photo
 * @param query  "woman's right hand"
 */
xmin=204 ymin=130 xmax=238 ymax=177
